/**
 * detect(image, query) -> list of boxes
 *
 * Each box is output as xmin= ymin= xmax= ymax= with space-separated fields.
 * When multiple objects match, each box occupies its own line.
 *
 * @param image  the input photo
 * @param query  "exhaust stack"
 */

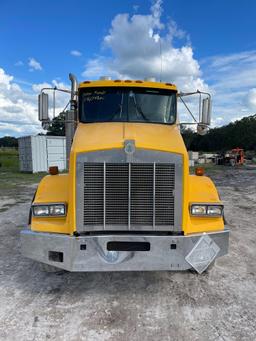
xmin=66 ymin=73 xmax=78 ymax=168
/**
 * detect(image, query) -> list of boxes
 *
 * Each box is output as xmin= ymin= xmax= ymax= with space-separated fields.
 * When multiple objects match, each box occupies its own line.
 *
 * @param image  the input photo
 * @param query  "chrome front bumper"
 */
xmin=20 ymin=229 xmax=229 ymax=272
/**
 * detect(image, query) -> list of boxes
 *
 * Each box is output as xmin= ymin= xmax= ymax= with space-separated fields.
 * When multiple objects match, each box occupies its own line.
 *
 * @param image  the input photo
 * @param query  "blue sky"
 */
xmin=1 ymin=0 xmax=256 ymax=136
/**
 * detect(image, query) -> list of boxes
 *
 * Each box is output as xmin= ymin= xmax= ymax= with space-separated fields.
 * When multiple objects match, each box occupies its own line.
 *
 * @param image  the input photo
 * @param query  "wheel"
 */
xmin=38 ymin=262 xmax=66 ymax=274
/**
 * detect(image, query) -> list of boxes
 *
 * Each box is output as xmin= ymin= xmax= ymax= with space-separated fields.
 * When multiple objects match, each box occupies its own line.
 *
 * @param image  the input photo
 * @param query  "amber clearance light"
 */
xmin=49 ymin=166 xmax=59 ymax=175
xmin=195 ymin=167 xmax=205 ymax=176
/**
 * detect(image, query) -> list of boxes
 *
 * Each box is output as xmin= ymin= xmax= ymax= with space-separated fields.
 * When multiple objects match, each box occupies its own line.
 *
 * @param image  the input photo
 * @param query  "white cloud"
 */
xmin=201 ymin=50 xmax=256 ymax=124
xmin=2 ymin=1 xmax=256 ymax=136
xmin=81 ymin=0 xmax=256 ymax=127
xmin=70 ymin=50 xmax=82 ymax=57
xmin=82 ymin=0 xmax=207 ymax=94
xmin=32 ymin=80 xmax=70 ymax=110
xmin=246 ymin=88 xmax=256 ymax=111
xmin=0 ymin=68 xmax=70 ymax=137
xmin=28 ymin=57 xmax=42 ymax=71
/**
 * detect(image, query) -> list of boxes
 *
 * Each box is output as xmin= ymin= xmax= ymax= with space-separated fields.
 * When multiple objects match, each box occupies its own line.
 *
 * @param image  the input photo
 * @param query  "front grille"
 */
xmin=83 ymin=162 xmax=175 ymax=230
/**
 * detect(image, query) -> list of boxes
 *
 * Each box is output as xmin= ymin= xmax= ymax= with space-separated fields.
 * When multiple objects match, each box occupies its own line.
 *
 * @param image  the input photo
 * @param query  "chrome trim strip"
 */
xmin=103 ymin=162 xmax=106 ymax=229
xmin=128 ymin=163 xmax=131 ymax=230
xmin=153 ymin=162 xmax=156 ymax=229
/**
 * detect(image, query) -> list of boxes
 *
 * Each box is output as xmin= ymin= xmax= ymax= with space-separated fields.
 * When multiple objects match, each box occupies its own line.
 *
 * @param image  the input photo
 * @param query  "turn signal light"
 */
xmin=195 ymin=167 xmax=205 ymax=176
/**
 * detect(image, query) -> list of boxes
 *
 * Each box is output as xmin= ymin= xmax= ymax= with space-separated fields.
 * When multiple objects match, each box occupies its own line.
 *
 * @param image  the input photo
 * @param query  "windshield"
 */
xmin=79 ymin=87 xmax=177 ymax=124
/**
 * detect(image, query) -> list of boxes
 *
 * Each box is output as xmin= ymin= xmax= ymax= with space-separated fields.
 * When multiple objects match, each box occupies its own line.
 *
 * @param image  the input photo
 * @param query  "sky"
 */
xmin=0 ymin=0 xmax=256 ymax=137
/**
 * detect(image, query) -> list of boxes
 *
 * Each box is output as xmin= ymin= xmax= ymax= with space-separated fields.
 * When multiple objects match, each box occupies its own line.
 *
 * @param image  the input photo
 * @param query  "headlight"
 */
xmin=49 ymin=205 xmax=66 ymax=216
xmin=191 ymin=205 xmax=207 ymax=216
xmin=32 ymin=203 xmax=66 ymax=217
xmin=207 ymin=205 xmax=223 ymax=216
xmin=32 ymin=205 xmax=49 ymax=216
xmin=190 ymin=204 xmax=223 ymax=217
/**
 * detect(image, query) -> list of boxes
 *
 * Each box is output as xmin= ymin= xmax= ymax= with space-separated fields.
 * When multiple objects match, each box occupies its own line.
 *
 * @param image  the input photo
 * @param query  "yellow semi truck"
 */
xmin=20 ymin=75 xmax=229 ymax=273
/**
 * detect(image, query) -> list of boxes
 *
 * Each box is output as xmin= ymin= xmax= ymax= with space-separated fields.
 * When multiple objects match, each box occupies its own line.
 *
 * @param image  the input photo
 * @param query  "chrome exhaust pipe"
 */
xmin=69 ymin=73 xmax=78 ymax=105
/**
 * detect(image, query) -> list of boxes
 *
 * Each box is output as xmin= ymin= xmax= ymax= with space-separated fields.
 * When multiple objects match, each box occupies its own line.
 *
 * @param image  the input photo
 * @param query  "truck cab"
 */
xmin=21 ymin=76 xmax=229 ymax=274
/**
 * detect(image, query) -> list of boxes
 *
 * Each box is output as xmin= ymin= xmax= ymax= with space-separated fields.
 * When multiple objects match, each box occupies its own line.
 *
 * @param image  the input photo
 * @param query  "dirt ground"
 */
xmin=0 ymin=167 xmax=255 ymax=341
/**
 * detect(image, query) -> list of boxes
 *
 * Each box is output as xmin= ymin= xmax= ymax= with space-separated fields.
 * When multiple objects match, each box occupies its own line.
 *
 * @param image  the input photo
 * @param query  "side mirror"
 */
xmin=201 ymin=97 xmax=211 ymax=125
xmin=38 ymin=93 xmax=49 ymax=122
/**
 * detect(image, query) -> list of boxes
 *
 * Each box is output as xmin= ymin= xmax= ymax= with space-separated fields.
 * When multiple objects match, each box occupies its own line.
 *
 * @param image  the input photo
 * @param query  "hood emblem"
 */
xmin=124 ymin=140 xmax=136 ymax=155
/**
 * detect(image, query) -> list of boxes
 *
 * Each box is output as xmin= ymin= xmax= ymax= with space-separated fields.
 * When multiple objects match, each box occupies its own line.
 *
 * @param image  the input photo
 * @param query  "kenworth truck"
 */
xmin=20 ymin=74 xmax=229 ymax=274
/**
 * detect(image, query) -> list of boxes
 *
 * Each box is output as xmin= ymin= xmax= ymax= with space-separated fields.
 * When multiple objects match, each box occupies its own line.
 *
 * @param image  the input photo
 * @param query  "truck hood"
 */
xmin=72 ymin=122 xmax=187 ymax=155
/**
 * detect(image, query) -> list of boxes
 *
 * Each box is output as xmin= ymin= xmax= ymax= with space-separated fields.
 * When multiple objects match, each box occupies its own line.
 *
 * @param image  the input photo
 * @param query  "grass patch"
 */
xmin=0 ymin=147 xmax=19 ymax=170
xmin=0 ymin=148 xmax=46 ymax=191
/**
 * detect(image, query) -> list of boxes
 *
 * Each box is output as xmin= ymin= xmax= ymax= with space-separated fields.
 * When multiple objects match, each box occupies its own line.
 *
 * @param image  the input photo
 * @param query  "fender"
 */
xmin=31 ymin=174 xmax=71 ymax=234
xmin=184 ymin=175 xmax=224 ymax=235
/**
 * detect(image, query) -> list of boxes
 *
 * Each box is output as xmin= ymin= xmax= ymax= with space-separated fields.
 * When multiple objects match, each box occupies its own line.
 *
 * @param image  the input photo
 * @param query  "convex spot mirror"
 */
xmin=197 ymin=124 xmax=208 ymax=136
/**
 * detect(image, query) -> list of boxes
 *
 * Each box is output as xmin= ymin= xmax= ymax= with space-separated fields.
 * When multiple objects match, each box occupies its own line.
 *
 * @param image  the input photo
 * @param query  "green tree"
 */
xmin=181 ymin=114 xmax=256 ymax=151
xmin=0 ymin=136 xmax=18 ymax=148
xmin=46 ymin=112 xmax=65 ymax=136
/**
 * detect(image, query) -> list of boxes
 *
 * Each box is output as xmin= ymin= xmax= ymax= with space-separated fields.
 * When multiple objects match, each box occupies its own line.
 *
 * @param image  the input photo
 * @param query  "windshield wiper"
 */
xmin=130 ymin=93 xmax=149 ymax=122
xmin=108 ymin=93 xmax=125 ymax=121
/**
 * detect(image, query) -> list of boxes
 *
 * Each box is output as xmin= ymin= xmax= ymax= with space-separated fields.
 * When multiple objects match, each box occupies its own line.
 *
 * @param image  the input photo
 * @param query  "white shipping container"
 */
xmin=198 ymin=158 xmax=206 ymax=164
xmin=202 ymin=153 xmax=215 ymax=158
xmin=188 ymin=151 xmax=199 ymax=161
xmin=18 ymin=135 xmax=66 ymax=173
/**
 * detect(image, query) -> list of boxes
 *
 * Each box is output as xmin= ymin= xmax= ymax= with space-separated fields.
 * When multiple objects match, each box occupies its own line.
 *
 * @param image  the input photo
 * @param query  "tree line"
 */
xmin=0 ymin=136 xmax=18 ymax=148
xmin=181 ymin=114 xmax=256 ymax=152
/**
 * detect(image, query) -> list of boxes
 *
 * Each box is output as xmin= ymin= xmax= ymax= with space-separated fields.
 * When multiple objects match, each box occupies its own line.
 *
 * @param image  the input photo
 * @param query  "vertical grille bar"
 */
xmin=128 ymin=163 xmax=131 ymax=230
xmin=153 ymin=162 xmax=156 ymax=229
xmin=103 ymin=162 xmax=106 ymax=230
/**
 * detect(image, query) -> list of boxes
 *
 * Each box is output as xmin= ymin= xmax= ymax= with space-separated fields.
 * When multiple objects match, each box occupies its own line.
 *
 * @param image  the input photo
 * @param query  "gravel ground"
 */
xmin=0 ymin=167 xmax=255 ymax=341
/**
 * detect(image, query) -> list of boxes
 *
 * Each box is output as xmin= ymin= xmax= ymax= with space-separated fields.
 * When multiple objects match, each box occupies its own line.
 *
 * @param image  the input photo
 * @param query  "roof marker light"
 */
xmin=99 ymin=76 xmax=111 ymax=80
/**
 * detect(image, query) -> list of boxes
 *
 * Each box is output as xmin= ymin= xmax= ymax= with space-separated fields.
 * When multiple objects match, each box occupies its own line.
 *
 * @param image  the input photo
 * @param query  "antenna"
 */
xmin=159 ymin=37 xmax=163 ymax=82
